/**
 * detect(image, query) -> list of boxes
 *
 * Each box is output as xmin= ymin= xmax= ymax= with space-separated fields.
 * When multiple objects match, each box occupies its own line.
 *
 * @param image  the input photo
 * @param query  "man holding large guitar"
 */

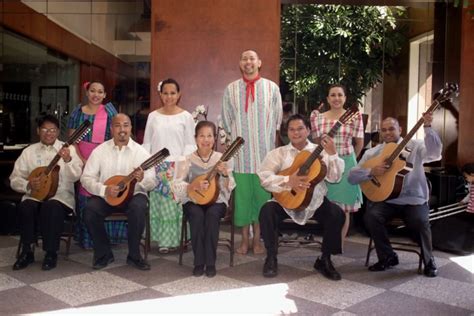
xmin=348 ymin=113 xmax=442 ymax=277
xmin=81 ymin=114 xmax=157 ymax=270
xmin=258 ymin=114 xmax=346 ymax=280
xmin=10 ymin=115 xmax=83 ymax=271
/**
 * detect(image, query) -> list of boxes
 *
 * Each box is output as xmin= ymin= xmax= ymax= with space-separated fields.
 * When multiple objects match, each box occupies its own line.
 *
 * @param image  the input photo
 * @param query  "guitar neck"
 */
xmin=204 ymin=137 xmax=244 ymax=181
xmin=44 ymin=150 xmax=63 ymax=175
xmin=386 ymin=100 xmax=441 ymax=163
xmin=298 ymin=121 xmax=342 ymax=175
xmin=118 ymin=148 xmax=169 ymax=188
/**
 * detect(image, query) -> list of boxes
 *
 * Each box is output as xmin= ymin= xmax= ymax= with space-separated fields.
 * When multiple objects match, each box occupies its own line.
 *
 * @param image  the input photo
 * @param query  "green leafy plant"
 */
xmin=281 ymin=5 xmax=407 ymax=113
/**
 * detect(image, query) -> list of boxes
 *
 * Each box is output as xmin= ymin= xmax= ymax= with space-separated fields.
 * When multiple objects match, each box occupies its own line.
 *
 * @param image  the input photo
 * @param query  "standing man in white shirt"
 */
xmin=81 ymin=114 xmax=156 ymax=270
xmin=258 ymin=114 xmax=346 ymax=280
xmin=10 ymin=115 xmax=83 ymax=271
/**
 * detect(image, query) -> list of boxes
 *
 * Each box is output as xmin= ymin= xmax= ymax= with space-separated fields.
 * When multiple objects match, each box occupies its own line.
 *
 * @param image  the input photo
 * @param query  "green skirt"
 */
xmin=233 ymin=173 xmax=271 ymax=227
xmin=149 ymin=161 xmax=183 ymax=248
xmin=326 ymin=152 xmax=362 ymax=212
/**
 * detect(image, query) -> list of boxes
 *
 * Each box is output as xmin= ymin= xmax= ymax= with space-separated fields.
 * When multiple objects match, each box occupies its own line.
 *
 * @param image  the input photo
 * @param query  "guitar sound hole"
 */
xmin=371 ymin=177 xmax=381 ymax=187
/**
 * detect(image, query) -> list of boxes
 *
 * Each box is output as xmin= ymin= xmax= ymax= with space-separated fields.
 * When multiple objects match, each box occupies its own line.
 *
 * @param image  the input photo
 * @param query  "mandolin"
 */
xmin=28 ymin=120 xmax=91 ymax=201
xmin=187 ymin=137 xmax=244 ymax=205
xmin=105 ymin=148 xmax=170 ymax=207
xmin=273 ymin=105 xmax=359 ymax=211
xmin=360 ymin=83 xmax=459 ymax=202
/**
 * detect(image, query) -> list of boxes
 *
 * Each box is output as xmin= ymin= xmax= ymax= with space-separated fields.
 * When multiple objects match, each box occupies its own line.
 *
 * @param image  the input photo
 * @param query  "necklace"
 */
xmin=196 ymin=150 xmax=213 ymax=164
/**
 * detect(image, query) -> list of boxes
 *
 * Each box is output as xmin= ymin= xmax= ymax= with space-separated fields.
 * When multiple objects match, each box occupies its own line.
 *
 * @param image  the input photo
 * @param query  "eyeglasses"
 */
xmin=40 ymin=128 xmax=58 ymax=133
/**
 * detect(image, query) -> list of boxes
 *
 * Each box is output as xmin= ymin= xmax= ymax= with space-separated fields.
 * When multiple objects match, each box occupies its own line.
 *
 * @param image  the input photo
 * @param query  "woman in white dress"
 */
xmin=143 ymin=78 xmax=196 ymax=252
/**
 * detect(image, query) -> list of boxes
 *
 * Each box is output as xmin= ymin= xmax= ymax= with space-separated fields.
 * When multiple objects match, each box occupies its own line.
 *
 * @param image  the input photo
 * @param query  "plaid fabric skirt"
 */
xmin=149 ymin=161 xmax=183 ymax=248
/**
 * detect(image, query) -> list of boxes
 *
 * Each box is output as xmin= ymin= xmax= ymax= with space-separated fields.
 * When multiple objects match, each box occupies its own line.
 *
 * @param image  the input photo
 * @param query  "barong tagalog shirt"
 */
xmin=81 ymin=138 xmax=157 ymax=198
xmin=222 ymin=77 xmax=283 ymax=173
xmin=9 ymin=140 xmax=83 ymax=210
xmin=257 ymin=141 xmax=345 ymax=225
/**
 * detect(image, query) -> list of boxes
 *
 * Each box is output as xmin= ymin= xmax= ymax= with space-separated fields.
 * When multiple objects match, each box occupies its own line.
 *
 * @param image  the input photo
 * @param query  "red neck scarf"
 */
xmin=243 ymin=75 xmax=261 ymax=112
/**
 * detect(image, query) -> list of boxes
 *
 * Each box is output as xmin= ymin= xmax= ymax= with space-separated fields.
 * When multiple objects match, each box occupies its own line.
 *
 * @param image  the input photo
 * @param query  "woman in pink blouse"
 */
xmin=310 ymin=85 xmax=364 ymax=247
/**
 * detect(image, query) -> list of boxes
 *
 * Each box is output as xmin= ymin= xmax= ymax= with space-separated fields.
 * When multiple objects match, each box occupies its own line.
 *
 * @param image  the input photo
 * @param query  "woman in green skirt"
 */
xmin=310 ymin=85 xmax=364 ymax=248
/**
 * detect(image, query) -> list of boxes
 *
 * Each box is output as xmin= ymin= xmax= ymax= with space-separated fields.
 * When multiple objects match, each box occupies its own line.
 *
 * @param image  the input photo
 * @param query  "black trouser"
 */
xmin=183 ymin=202 xmax=226 ymax=267
xmin=84 ymin=194 xmax=148 ymax=260
xmin=364 ymin=202 xmax=433 ymax=265
xmin=18 ymin=199 xmax=72 ymax=252
xmin=259 ymin=198 xmax=345 ymax=258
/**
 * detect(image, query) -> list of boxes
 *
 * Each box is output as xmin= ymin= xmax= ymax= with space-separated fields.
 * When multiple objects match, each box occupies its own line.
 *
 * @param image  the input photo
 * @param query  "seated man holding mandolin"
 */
xmin=10 ymin=114 xmax=83 ymax=271
xmin=172 ymin=121 xmax=237 ymax=278
xmin=348 ymin=113 xmax=442 ymax=277
xmin=81 ymin=114 xmax=157 ymax=270
xmin=258 ymin=114 xmax=346 ymax=280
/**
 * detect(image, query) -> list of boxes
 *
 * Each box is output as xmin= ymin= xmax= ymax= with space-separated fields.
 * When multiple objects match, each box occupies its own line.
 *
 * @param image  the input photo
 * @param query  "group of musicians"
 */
xmin=9 ymin=50 xmax=442 ymax=281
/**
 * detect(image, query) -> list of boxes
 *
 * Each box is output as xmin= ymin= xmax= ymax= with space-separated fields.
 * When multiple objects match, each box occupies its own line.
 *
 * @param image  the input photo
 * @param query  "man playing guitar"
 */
xmin=258 ymin=114 xmax=346 ymax=280
xmin=10 ymin=115 xmax=83 ymax=271
xmin=348 ymin=113 xmax=442 ymax=277
xmin=81 ymin=114 xmax=156 ymax=270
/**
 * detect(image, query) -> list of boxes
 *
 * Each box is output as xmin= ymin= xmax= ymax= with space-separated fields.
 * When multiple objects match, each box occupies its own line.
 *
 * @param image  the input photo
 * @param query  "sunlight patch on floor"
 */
xmin=30 ymin=283 xmax=297 ymax=315
xmin=450 ymin=254 xmax=474 ymax=274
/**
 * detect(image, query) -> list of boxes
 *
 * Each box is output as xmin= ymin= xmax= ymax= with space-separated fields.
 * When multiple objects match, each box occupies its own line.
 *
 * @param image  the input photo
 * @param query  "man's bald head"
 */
xmin=111 ymin=113 xmax=132 ymax=147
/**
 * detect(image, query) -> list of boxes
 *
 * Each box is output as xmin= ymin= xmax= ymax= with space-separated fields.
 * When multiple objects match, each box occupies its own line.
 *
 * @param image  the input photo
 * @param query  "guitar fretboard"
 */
xmin=205 ymin=137 xmax=245 ymax=181
xmin=116 ymin=148 xmax=170 ymax=189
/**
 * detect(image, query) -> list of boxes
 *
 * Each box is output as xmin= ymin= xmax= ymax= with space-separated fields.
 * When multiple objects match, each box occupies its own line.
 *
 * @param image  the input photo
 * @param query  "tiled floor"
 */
xmin=0 ymin=233 xmax=472 ymax=315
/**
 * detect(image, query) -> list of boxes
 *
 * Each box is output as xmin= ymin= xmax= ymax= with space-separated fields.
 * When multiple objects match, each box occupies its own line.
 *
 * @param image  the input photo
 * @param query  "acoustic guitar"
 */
xmin=360 ymin=83 xmax=459 ymax=202
xmin=187 ymin=137 xmax=244 ymax=205
xmin=105 ymin=148 xmax=170 ymax=207
xmin=273 ymin=105 xmax=359 ymax=211
xmin=28 ymin=120 xmax=91 ymax=201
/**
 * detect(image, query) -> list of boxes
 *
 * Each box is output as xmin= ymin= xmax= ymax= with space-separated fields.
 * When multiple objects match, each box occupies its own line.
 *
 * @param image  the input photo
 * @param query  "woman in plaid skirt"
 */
xmin=143 ymin=78 xmax=196 ymax=253
xmin=310 ymin=85 xmax=364 ymax=248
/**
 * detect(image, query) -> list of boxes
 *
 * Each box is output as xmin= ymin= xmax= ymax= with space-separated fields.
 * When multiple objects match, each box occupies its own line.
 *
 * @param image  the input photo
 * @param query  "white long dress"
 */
xmin=142 ymin=110 xmax=196 ymax=247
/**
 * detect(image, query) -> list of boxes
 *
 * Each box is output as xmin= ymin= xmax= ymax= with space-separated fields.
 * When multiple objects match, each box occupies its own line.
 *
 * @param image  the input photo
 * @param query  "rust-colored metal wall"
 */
xmin=458 ymin=6 xmax=474 ymax=167
xmin=151 ymin=0 xmax=281 ymax=121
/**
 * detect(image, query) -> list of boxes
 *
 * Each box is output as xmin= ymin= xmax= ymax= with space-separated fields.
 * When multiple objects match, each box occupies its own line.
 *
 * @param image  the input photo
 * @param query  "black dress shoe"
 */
xmin=93 ymin=252 xmax=115 ymax=270
xmin=314 ymin=257 xmax=341 ymax=281
xmin=42 ymin=252 xmax=58 ymax=271
xmin=193 ymin=265 xmax=204 ymax=277
xmin=263 ymin=256 xmax=278 ymax=278
xmin=205 ymin=265 xmax=216 ymax=278
xmin=13 ymin=251 xmax=34 ymax=270
xmin=423 ymin=258 xmax=438 ymax=277
xmin=368 ymin=253 xmax=399 ymax=272
xmin=126 ymin=255 xmax=150 ymax=271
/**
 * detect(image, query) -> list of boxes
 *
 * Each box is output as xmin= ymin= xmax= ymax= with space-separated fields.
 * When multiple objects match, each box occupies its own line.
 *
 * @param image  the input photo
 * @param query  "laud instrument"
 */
xmin=187 ymin=137 xmax=244 ymax=205
xmin=105 ymin=148 xmax=170 ymax=207
xmin=28 ymin=120 xmax=91 ymax=201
